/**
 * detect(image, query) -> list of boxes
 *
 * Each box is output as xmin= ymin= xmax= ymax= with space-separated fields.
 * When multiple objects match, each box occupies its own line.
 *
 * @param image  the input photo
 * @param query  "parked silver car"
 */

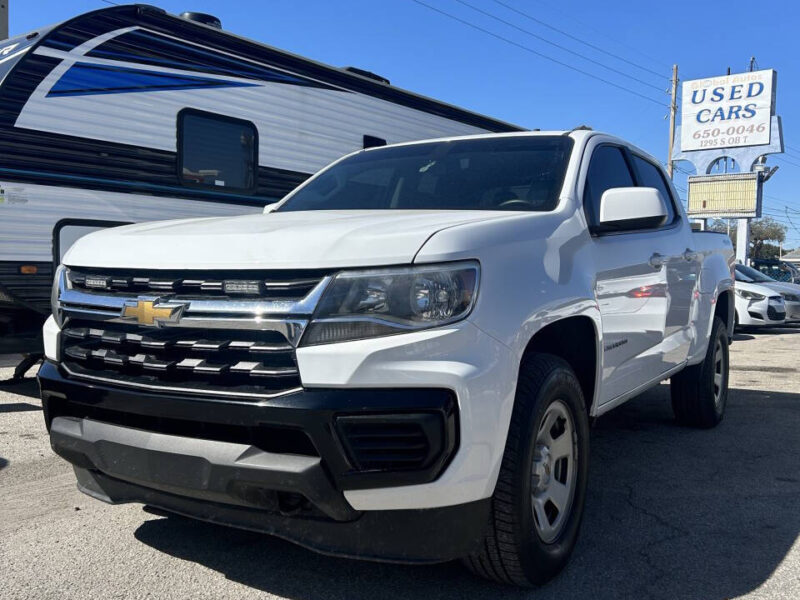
xmin=735 ymin=264 xmax=800 ymax=322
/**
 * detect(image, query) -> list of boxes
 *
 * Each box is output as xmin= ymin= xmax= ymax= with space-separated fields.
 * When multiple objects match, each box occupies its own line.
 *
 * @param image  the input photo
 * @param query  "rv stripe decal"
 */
xmin=85 ymin=28 xmax=337 ymax=90
xmin=47 ymin=62 xmax=259 ymax=97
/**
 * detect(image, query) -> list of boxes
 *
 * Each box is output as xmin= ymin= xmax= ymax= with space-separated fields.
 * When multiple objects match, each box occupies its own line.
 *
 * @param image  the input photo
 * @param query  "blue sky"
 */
xmin=9 ymin=0 xmax=800 ymax=246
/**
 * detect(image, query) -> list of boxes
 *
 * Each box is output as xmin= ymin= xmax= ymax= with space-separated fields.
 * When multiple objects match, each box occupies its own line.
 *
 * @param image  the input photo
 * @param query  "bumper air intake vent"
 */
xmin=335 ymin=413 xmax=446 ymax=472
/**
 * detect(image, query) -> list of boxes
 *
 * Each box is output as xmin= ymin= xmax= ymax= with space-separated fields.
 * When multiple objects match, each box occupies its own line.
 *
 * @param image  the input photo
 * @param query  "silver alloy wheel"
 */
xmin=713 ymin=338 xmax=725 ymax=406
xmin=530 ymin=399 xmax=577 ymax=543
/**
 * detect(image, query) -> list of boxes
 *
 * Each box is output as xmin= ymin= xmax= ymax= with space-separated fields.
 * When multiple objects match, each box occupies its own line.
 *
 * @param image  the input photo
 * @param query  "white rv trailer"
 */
xmin=0 ymin=4 xmax=521 ymax=340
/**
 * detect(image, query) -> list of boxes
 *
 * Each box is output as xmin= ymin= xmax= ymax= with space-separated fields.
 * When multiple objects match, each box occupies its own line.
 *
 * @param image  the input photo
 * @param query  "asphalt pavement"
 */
xmin=1 ymin=328 xmax=799 ymax=599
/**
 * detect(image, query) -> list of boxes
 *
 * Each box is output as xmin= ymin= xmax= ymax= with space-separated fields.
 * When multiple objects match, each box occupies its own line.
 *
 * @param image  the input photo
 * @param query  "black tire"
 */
xmin=463 ymin=353 xmax=590 ymax=587
xmin=671 ymin=316 xmax=729 ymax=428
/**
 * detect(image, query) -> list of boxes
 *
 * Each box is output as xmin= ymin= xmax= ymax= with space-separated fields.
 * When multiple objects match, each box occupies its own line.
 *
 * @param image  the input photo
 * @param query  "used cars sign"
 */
xmin=681 ymin=69 xmax=776 ymax=152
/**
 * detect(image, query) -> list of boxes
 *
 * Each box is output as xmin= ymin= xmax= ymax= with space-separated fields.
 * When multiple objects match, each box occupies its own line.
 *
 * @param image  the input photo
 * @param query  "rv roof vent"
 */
xmin=180 ymin=12 xmax=222 ymax=29
xmin=343 ymin=67 xmax=390 ymax=85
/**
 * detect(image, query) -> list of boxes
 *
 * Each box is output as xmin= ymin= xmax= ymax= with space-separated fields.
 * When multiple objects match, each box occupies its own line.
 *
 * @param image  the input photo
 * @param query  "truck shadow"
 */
xmin=0 ymin=377 xmax=41 ymax=400
xmin=133 ymin=384 xmax=800 ymax=600
xmin=737 ymin=325 xmax=800 ymax=337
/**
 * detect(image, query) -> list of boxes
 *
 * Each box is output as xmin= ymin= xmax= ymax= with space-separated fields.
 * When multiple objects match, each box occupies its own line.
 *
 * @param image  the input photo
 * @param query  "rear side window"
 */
xmin=178 ymin=110 xmax=257 ymax=192
xmin=583 ymin=145 xmax=635 ymax=227
xmin=631 ymin=155 xmax=676 ymax=224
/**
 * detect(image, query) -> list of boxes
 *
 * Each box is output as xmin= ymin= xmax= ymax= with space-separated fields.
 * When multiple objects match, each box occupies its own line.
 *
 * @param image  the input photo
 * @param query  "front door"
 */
xmin=582 ymin=144 xmax=684 ymax=406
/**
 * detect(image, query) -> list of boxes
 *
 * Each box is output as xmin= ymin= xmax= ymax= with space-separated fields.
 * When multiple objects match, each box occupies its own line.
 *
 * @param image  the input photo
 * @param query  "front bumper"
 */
xmin=737 ymin=297 xmax=786 ymax=326
xmin=71 ymin=465 xmax=490 ymax=564
xmin=784 ymin=300 xmax=800 ymax=322
xmin=38 ymin=360 xmax=491 ymax=562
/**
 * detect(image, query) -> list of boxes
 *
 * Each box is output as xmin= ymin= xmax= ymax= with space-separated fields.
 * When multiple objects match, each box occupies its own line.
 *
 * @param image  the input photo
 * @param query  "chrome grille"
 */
xmin=67 ymin=267 xmax=330 ymax=300
xmin=57 ymin=267 xmax=333 ymax=399
xmin=61 ymin=321 xmax=300 ymax=398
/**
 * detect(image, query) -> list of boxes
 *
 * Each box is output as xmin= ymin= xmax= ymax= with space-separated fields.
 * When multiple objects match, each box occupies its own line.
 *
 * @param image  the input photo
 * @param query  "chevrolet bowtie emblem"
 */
xmin=121 ymin=299 xmax=184 ymax=326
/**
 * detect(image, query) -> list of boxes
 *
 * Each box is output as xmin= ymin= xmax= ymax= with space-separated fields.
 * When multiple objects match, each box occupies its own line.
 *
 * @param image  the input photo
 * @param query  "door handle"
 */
xmin=683 ymin=248 xmax=698 ymax=262
xmin=649 ymin=253 xmax=667 ymax=268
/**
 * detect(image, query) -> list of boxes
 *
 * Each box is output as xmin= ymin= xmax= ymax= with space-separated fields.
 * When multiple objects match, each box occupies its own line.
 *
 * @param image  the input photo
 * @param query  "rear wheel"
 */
xmin=463 ymin=354 xmax=589 ymax=586
xmin=671 ymin=316 xmax=729 ymax=428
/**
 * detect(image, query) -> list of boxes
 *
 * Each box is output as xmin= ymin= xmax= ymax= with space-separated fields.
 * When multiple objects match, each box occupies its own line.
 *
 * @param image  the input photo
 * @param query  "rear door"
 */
xmin=628 ymin=154 xmax=700 ymax=367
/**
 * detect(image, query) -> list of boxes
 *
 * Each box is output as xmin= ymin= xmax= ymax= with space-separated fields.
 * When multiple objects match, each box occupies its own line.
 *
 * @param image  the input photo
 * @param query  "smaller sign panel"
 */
xmin=681 ymin=69 xmax=775 ymax=152
xmin=687 ymin=173 xmax=762 ymax=219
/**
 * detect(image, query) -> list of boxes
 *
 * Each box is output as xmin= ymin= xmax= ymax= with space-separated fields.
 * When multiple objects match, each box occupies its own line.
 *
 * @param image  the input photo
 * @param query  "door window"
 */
xmin=583 ymin=146 xmax=635 ymax=227
xmin=631 ymin=155 xmax=676 ymax=224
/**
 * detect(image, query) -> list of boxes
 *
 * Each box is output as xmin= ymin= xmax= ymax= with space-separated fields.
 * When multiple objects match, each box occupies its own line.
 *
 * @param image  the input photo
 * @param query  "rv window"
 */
xmin=178 ymin=110 xmax=257 ymax=192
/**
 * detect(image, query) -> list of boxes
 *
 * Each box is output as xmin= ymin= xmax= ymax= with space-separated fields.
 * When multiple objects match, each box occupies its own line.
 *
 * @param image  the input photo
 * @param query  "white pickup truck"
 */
xmin=40 ymin=130 xmax=734 ymax=586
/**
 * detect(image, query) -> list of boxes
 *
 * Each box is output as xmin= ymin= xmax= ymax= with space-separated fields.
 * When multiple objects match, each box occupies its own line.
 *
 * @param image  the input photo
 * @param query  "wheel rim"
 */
xmin=713 ymin=338 xmax=725 ymax=407
xmin=530 ymin=399 xmax=577 ymax=543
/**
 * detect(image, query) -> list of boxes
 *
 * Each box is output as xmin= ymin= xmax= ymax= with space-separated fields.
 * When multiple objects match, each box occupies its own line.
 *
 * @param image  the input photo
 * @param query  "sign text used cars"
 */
xmin=681 ymin=69 xmax=776 ymax=152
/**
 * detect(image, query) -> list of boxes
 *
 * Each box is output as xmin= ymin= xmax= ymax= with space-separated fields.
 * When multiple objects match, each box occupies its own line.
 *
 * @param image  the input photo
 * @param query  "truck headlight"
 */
xmin=736 ymin=289 xmax=765 ymax=301
xmin=300 ymin=261 xmax=479 ymax=346
xmin=52 ymin=264 xmax=66 ymax=327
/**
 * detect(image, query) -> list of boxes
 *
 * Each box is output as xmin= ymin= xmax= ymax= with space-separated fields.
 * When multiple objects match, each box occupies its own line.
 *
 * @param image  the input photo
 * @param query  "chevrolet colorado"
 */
xmin=39 ymin=130 xmax=735 ymax=586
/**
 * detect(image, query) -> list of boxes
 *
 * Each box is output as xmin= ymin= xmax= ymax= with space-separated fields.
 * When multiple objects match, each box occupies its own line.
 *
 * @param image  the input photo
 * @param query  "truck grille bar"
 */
xmin=67 ymin=267 xmax=329 ymax=299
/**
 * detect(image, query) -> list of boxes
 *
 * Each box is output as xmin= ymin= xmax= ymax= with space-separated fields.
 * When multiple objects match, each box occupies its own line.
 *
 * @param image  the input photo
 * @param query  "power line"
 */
xmin=764 ymin=193 xmax=800 ymax=207
xmin=772 ymin=155 xmax=800 ymax=170
xmin=782 ymin=145 xmax=800 ymax=161
xmin=526 ymin=0 xmax=672 ymax=71
xmin=491 ymin=0 xmax=666 ymax=81
xmin=409 ymin=0 xmax=668 ymax=107
xmin=456 ymin=0 xmax=666 ymax=91
xmin=782 ymin=147 xmax=800 ymax=159
xmin=455 ymin=0 xmax=667 ymax=93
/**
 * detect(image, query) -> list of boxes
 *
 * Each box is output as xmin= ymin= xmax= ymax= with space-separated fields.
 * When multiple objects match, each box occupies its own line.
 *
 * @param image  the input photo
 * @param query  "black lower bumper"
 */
xmin=38 ymin=361 xmax=482 ymax=563
xmin=72 ymin=466 xmax=490 ymax=564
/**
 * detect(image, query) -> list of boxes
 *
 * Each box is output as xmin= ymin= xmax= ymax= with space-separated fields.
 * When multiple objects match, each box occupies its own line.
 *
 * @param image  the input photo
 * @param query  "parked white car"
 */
xmin=735 ymin=264 xmax=800 ymax=322
xmin=40 ymin=130 xmax=735 ymax=587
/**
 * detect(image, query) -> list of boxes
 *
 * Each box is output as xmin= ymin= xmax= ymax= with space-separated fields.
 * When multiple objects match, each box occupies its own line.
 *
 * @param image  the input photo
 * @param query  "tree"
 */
xmin=749 ymin=217 xmax=787 ymax=259
xmin=758 ymin=242 xmax=782 ymax=260
xmin=705 ymin=217 xmax=787 ymax=259
xmin=707 ymin=219 xmax=735 ymax=249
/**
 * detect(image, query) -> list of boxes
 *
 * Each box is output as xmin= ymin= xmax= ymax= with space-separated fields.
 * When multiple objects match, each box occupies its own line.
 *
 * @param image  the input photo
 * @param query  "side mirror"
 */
xmin=597 ymin=187 xmax=667 ymax=232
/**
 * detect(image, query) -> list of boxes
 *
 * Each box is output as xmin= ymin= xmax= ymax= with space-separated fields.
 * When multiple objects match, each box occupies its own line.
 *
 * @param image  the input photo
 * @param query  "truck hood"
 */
xmin=63 ymin=210 xmax=515 ymax=270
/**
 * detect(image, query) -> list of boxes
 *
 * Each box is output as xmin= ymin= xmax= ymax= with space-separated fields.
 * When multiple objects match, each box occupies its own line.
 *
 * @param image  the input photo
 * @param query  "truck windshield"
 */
xmin=278 ymin=136 xmax=573 ymax=212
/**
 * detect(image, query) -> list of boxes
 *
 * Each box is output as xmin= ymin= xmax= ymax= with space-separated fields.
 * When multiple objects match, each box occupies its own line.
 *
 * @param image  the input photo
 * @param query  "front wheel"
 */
xmin=671 ymin=316 xmax=729 ymax=428
xmin=463 ymin=354 xmax=590 ymax=586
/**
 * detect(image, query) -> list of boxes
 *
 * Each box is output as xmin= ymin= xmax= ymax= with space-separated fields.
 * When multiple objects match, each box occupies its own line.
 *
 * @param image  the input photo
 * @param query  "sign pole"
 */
xmin=666 ymin=64 xmax=678 ymax=179
xmin=736 ymin=219 xmax=750 ymax=265
xmin=736 ymin=57 xmax=759 ymax=264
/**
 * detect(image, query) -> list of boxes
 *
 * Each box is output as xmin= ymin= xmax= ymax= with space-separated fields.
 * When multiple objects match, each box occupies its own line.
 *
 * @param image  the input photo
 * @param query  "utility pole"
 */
xmin=1 ymin=1 xmax=8 ymax=41
xmin=666 ymin=64 xmax=678 ymax=178
xmin=735 ymin=57 xmax=758 ymax=265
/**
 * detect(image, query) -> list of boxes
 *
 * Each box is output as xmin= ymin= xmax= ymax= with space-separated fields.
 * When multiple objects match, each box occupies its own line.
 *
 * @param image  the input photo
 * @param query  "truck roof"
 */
xmin=358 ymin=129 xmax=660 ymax=164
